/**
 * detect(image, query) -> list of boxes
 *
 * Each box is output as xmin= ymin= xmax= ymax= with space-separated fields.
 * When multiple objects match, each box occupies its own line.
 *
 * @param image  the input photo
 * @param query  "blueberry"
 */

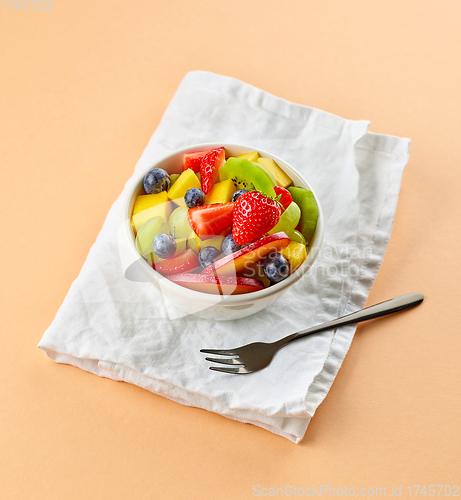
xmin=153 ymin=233 xmax=176 ymax=258
xmin=232 ymin=189 xmax=249 ymax=202
xmin=184 ymin=187 xmax=206 ymax=208
xmin=221 ymin=234 xmax=241 ymax=255
xmin=198 ymin=246 xmax=221 ymax=268
xmin=262 ymin=252 xmax=290 ymax=283
xmin=143 ymin=168 xmax=171 ymax=194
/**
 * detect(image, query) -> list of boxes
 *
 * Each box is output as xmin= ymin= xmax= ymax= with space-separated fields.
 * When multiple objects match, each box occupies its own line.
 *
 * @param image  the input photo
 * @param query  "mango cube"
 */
xmin=167 ymin=169 xmax=201 ymax=206
xmin=235 ymin=151 xmax=260 ymax=162
xmin=205 ymin=179 xmax=236 ymax=205
xmin=187 ymin=232 xmax=201 ymax=254
xmin=131 ymin=195 xmax=173 ymax=234
xmin=187 ymin=232 xmax=224 ymax=254
xmin=132 ymin=191 xmax=169 ymax=216
xmin=174 ymin=237 xmax=188 ymax=255
xmin=257 ymin=157 xmax=293 ymax=188
xmin=280 ymin=241 xmax=307 ymax=272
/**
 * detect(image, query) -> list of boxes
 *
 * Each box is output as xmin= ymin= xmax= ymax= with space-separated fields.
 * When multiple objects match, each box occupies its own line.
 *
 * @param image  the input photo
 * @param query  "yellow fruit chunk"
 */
xmin=204 ymin=235 xmax=224 ymax=252
xmin=132 ymin=191 xmax=170 ymax=216
xmin=280 ymin=241 xmax=307 ymax=272
xmin=187 ymin=232 xmax=201 ymax=254
xmin=131 ymin=198 xmax=173 ymax=234
xmin=239 ymin=261 xmax=271 ymax=288
xmin=167 ymin=169 xmax=201 ymax=206
xmin=257 ymin=157 xmax=293 ymax=188
xmin=187 ymin=233 xmax=224 ymax=254
xmin=235 ymin=151 xmax=260 ymax=162
xmin=174 ymin=237 xmax=188 ymax=255
xmin=205 ymin=179 xmax=236 ymax=205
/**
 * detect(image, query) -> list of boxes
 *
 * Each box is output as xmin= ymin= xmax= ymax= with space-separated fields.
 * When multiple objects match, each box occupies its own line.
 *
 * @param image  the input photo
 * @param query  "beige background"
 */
xmin=1 ymin=0 xmax=460 ymax=498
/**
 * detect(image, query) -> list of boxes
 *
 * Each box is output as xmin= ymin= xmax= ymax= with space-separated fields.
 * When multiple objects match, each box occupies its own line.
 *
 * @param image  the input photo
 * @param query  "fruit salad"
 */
xmin=131 ymin=147 xmax=319 ymax=295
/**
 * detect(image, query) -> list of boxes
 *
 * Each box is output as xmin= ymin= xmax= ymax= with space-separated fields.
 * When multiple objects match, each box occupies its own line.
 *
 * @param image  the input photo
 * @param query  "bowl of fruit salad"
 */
xmin=122 ymin=144 xmax=324 ymax=320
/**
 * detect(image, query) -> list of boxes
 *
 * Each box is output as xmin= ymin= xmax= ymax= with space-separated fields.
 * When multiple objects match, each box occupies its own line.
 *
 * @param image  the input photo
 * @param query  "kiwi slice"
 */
xmin=219 ymin=157 xmax=276 ymax=197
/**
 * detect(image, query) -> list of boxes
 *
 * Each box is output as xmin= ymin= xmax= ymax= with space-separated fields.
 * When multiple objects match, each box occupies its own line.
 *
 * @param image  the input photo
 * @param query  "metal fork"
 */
xmin=201 ymin=293 xmax=424 ymax=374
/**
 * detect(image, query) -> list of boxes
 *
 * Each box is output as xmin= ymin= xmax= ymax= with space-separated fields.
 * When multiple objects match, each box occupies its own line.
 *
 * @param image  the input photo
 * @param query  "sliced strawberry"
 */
xmin=188 ymin=203 xmax=234 ymax=240
xmin=154 ymin=249 xmax=199 ymax=274
xmin=183 ymin=150 xmax=208 ymax=173
xmin=232 ymin=191 xmax=282 ymax=245
xmin=200 ymin=147 xmax=225 ymax=194
xmin=274 ymin=186 xmax=293 ymax=211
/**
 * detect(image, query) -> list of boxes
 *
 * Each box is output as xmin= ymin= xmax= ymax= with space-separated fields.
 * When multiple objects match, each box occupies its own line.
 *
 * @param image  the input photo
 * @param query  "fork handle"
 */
xmin=284 ymin=293 xmax=424 ymax=345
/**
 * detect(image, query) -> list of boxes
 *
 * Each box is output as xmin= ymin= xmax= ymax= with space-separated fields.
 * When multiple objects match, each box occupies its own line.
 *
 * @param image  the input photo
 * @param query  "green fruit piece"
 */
xmin=288 ymin=186 xmax=319 ymax=244
xmin=168 ymin=206 xmax=192 ymax=239
xmin=268 ymin=201 xmax=301 ymax=236
xmin=250 ymin=161 xmax=277 ymax=185
xmin=159 ymin=222 xmax=170 ymax=235
xmin=170 ymin=173 xmax=180 ymax=186
xmin=218 ymin=157 xmax=276 ymax=197
xmin=288 ymin=230 xmax=306 ymax=246
xmin=135 ymin=216 xmax=163 ymax=257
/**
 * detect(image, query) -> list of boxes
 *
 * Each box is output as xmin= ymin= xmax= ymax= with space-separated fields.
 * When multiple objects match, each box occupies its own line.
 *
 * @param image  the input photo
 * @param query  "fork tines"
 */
xmin=209 ymin=366 xmax=249 ymax=374
xmin=200 ymin=348 xmax=239 ymax=356
xmin=204 ymin=357 xmax=243 ymax=366
xmin=200 ymin=348 xmax=250 ymax=374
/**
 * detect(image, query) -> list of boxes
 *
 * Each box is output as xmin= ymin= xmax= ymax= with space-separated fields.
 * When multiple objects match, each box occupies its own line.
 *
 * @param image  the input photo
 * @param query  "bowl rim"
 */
xmin=121 ymin=142 xmax=324 ymax=304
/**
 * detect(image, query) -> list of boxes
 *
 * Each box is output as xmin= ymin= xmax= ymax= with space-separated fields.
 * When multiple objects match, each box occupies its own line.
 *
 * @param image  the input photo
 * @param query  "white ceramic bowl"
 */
xmin=121 ymin=143 xmax=324 ymax=320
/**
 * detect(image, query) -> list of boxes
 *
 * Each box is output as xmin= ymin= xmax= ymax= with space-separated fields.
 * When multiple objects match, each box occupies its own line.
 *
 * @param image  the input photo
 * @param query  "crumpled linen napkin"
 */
xmin=38 ymin=71 xmax=410 ymax=443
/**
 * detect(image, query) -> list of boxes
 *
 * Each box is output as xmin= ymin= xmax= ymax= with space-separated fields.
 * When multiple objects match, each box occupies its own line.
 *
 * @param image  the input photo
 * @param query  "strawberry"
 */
xmin=274 ymin=186 xmax=293 ymax=211
xmin=188 ymin=202 xmax=234 ymax=240
xmin=200 ymin=147 xmax=225 ymax=194
xmin=232 ymin=191 xmax=282 ymax=245
xmin=183 ymin=150 xmax=207 ymax=173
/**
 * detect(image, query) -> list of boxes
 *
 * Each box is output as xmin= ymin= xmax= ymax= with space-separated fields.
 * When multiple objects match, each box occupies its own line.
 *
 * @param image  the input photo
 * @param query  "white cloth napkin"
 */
xmin=38 ymin=71 xmax=410 ymax=443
